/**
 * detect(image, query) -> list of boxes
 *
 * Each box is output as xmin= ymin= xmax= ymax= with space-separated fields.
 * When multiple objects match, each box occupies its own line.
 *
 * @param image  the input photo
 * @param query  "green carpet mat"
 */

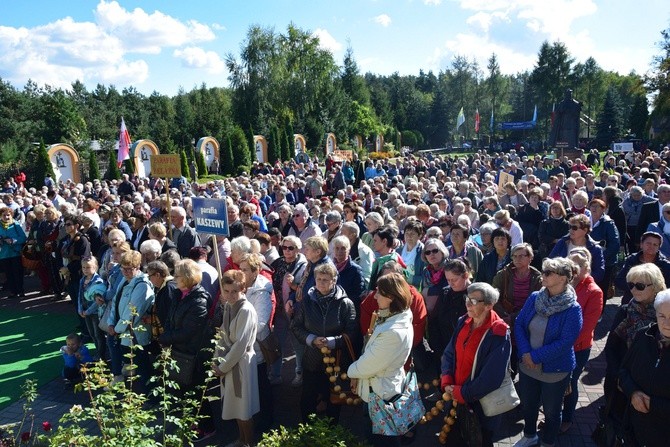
xmin=0 ymin=309 xmax=78 ymax=410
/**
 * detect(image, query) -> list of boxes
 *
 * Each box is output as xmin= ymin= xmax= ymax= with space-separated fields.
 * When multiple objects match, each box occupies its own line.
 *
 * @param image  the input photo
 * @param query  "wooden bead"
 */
xmin=432 ymin=379 xmax=440 ymax=387
xmin=339 ymin=393 xmax=347 ymax=399
xmin=346 ymin=397 xmax=353 ymax=405
xmin=430 ymin=407 xmax=439 ymax=416
xmin=340 ymin=373 xmax=348 ymax=380
xmin=333 ymin=366 xmax=341 ymax=373
xmin=320 ymin=347 xmax=329 ymax=354
xmin=333 ymin=385 xmax=341 ymax=392
xmin=442 ymin=392 xmax=452 ymax=401
xmin=449 ymin=408 xmax=457 ymax=417
xmin=446 ymin=416 xmax=455 ymax=426
xmin=329 ymin=376 xmax=337 ymax=383
xmin=423 ymin=383 xmax=431 ymax=391
xmin=436 ymin=401 xmax=445 ymax=410
xmin=326 ymin=366 xmax=333 ymax=374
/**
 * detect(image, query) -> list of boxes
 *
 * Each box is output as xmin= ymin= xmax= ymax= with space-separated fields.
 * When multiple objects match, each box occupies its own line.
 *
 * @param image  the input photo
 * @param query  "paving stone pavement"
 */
xmin=1 ymin=285 xmax=618 ymax=446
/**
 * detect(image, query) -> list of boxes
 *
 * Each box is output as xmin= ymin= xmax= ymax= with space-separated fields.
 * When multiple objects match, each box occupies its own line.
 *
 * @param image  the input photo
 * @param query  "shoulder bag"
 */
xmin=258 ymin=326 xmax=281 ymax=365
xmin=472 ymin=328 xmax=520 ymax=417
xmin=368 ymin=365 xmax=426 ymax=436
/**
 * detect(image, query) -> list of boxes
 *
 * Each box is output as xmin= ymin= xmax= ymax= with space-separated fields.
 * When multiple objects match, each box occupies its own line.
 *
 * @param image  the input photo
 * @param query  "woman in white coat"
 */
xmin=213 ymin=270 xmax=259 ymax=447
xmin=348 ymin=272 xmax=413 ymax=447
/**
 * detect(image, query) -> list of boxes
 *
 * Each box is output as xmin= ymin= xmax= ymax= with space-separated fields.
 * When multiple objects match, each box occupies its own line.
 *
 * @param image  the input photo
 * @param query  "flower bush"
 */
xmin=0 ymin=380 xmax=52 ymax=446
xmin=257 ymin=415 xmax=369 ymax=447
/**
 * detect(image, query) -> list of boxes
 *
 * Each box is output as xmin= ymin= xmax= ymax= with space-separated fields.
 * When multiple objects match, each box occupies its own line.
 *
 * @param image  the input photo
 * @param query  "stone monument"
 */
xmin=549 ymin=89 xmax=582 ymax=149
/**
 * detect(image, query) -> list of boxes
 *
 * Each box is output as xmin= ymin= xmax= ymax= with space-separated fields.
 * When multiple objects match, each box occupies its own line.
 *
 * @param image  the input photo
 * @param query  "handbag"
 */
xmin=329 ymin=333 xmax=360 ymax=405
xmin=257 ymin=327 xmax=281 ymax=365
xmin=472 ymin=328 xmax=520 ymax=417
xmin=167 ymin=348 xmax=197 ymax=387
xmin=368 ymin=367 xmax=426 ymax=436
xmin=98 ymin=305 xmax=111 ymax=332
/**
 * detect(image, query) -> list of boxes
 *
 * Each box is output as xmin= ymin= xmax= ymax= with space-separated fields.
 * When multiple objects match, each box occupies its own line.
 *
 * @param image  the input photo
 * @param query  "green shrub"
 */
xmin=258 ymin=415 xmax=369 ymax=447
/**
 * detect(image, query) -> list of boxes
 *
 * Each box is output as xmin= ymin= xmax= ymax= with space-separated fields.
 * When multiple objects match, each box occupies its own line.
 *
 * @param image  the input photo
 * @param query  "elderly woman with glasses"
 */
xmin=288 ymin=204 xmax=322 ymax=253
xmin=604 ymin=264 xmax=666 ymax=412
xmin=440 ymin=282 xmax=511 ymax=447
xmin=420 ymin=238 xmax=450 ymax=315
xmin=618 ymin=289 xmax=670 ymax=446
xmin=513 ymin=257 xmax=583 ymax=447
xmin=549 ymin=213 xmax=605 ymax=283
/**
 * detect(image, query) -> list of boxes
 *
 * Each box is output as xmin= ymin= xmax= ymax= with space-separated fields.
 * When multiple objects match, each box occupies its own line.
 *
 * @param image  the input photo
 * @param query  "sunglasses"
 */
xmin=281 ymin=245 xmax=296 ymax=251
xmin=424 ymin=248 xmax=440 ymax=256
xmin=569 ymin=225 xmax=583 ymax=231
xmin=628 ymin=282 xmax=653 ymax=291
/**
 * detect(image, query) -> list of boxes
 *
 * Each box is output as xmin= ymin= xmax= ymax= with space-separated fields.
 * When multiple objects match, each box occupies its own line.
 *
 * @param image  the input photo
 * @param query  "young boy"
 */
xmin=60 ymin=333 xmax=93 ymax=384
xmin=78 ymin=257 xmax=107 ymax=360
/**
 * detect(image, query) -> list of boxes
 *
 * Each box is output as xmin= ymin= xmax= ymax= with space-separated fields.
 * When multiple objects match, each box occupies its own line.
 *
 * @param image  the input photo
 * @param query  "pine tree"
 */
xmin=34 ymin=139 xmax=56 ymax=188
xmin=283 ymin=122 xmax=294 ymax=161
xmin=222 ymin=134 xmax=235 ymax=176
xmin=268 ymin=125 xmax=280 ymax=164
xmin=232 ymin=126 xmax=251 ymax=170
xmin=595 ymin=87 xmax=624 ymax=148
xmin=180 ymin=149 xmax=189 ymax=179
xmin=247 ymin=126 xmax=256 ymax=163
xmin=196 ymin=149 xmax=207 ymax=176
xmin=123 ymin=158 xmax=134 ymax=175
xmin=106 ymin=150 xmax=121 ymax=180
xmin=88 ymin=151 xmax=101 ymax=181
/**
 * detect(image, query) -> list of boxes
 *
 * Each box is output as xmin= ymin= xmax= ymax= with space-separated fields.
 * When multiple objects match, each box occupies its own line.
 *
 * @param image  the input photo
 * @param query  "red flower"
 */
xmin=21 ymin=431 xmax=31 ymax=443
xmin=42 ymin=421 xmax=52 ymax=432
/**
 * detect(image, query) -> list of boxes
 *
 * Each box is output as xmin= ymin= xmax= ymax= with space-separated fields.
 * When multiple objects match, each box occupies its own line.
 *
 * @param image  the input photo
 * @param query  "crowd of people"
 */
xmin=2 ymin=145 xmax=670 ymax=446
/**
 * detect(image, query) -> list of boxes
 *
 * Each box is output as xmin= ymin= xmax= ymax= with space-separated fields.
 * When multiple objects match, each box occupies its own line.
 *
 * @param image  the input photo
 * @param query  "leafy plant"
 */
xmin=0 ymin=380 xmax=52 ymax=446
xmin=257 ymin=415 xmax=369 ymax=447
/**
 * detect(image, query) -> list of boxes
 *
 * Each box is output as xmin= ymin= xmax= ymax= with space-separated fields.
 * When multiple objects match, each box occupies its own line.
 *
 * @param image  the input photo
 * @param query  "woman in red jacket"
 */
xmin=559 ymin=247 xmax=603 ymax=433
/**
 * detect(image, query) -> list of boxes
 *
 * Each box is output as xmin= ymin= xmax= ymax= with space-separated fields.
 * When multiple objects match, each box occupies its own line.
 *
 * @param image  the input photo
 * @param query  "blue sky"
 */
xmin=1 ymin=0 xmax=669 ymax=96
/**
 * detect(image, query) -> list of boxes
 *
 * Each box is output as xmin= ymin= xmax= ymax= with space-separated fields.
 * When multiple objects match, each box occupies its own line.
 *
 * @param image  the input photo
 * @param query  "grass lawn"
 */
xmin=0 ymin=309 xmax=78 ymax=410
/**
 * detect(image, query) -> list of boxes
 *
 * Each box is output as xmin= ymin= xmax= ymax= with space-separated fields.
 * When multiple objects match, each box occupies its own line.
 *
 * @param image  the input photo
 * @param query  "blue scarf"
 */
xmin=534 ymin=285 xmax=576 ymax=317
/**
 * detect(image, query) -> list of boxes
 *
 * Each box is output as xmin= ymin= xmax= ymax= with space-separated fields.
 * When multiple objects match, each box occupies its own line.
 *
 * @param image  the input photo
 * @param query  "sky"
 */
xmin=1 ymin=0 xmax=669 ymax=96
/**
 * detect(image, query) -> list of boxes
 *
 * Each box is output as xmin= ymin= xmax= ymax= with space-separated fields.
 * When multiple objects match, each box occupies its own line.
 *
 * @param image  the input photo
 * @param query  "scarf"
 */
xmin=614 ymin=299 xmax=656 ymax=347
xmin=425 ymin=264 xmax=445 ymax=286
xmin=0 ymin=220 xmax=11 ymax=230
xmin=534 ymin=285 xmax=576 ymax=317
xmin=315 ymin=285 xmax=338 ymax=306
xmin=335 ymin=258 xmax=349 ymax=273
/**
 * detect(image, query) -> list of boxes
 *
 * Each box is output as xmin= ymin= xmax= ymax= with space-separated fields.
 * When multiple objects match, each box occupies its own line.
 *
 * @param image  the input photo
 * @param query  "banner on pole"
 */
xmin=192 ymin=197 xmax=229 ymax=236
xmin=150 ymin=154 xmax=182 ymax=178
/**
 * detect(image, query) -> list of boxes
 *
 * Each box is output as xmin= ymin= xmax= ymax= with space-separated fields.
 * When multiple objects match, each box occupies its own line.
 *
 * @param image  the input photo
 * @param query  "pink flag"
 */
xmin=117 ymin=117 xmax=131 ymax=168
xmin=474 ymin=109 xmax=480 ymax=133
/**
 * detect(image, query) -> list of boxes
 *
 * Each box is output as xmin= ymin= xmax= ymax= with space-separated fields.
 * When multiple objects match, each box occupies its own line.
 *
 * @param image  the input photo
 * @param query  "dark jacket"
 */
xmin=476 ymin=250 xmax=511 ymax=284
xmin=290 ymin=285 xmax=357 ymax=372
xmin=159 ymin=284 xmax=210 ymax=356
xmin=637 ymin=200 xmax=661 ymax=243
xmin=516 ymin=203 xmax=548 ymax=247
xmin=441 ymin=314 xmax=511 ymax=431
xmin=606 ymin=196 xmax=627 ymax=249
xmin=336 ymin=258 xmax=365 ymax=311
xmin=427 ymin=286 xmax=468 ymax=368
xmin=619 ymin=323 xmax=670 ymax=447
xmin=174 ymin=225 xmax=201 ymax=259
xmin=615 ymin=251 xmax=670 ymax=304
xmin=492 ymin=264 xmax=542 ymax=322
xmin=589 ymin=216 xmax=620 ymax=267
xmin=537 ymin=217 xmax=569 ymax=258
xmin=550 ymin=235 xmax=605 ymax=282
xmin=161 ymin=238 xmax=177 ymax=254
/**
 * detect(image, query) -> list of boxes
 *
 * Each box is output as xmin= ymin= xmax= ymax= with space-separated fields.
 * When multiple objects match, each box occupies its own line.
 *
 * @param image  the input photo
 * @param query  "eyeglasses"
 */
xmin=512 ymin=253 xmax=529 ymax=259
xmin=120 ymin=266 xmax=135 ymax=272
xmin=424 ymin=248 xmax=440 ymax=256
xmin=281 ymin=245 xmax=296 ymax=251
xmin=464 ymin=296 xmax=485 ymax=306
xmin=569 ymin=225 xmax=583 ymax=231
xmin=628 ymin=282 xmax=653 ymax=291
xmin=542 ymin=270 xmax=556 ymax=276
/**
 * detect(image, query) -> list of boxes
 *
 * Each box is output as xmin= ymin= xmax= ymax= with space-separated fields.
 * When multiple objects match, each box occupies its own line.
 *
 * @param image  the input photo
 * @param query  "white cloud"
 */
xmin=312 ymin=28 xmax=343 ymax=53
xmin=373 ymin=14 xmax=392 ymax=27
xmin=429 ymin=32 xmax=536 ymax=75
xmin=211 ymin=23 xmax=226 ymax=31
xmin=424 ymin=0 xmax=443 ymax=5
xmin=0 ymin=0 xmax=216 ymax=90
xmin=465 ymin=11 xmax=509 ymax=32
xmin=173 ymin=46 xmax=225 ymax=74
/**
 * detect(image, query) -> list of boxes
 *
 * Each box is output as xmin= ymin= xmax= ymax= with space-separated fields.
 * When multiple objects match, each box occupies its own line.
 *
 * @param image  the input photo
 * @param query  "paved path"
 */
xmin=1 ymin=282 xmax=617 ymax=446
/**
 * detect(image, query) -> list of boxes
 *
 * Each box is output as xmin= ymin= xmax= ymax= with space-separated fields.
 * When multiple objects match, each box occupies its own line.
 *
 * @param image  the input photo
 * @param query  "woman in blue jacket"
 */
xmin=0 ymin=206 xmax=27 ymax=297
xmin=549 ymin=213 xmax=605 ymax=283
xmin=513 ymin=257 xmax=583 ymax=447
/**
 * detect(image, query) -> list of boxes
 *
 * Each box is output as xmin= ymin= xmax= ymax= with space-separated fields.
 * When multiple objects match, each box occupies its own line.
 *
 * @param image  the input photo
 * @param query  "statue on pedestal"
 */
xmin=549 ymin=89 xmax=582 ymax=149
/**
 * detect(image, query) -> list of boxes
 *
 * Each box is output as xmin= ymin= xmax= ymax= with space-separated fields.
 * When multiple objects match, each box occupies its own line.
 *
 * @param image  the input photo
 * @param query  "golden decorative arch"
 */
xmin=131 ymin=139 xmax=160 ymax=178
xmin=197 ymin=137 xmax=220 ymax=168
xmin=293 ymin=134 xmax=307 ymax=157
xmin=47 ymin=144 xmax=81 ymax=184
xmin=325 ymin=133 xmax=336 ymax=155
xmin=253 ymin=135 xmax=268 ymax=163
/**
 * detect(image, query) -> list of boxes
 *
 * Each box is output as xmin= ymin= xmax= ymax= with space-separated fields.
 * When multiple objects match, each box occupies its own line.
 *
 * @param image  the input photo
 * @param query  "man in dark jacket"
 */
xmin=637 ymin=184 xmax=670 ymax=242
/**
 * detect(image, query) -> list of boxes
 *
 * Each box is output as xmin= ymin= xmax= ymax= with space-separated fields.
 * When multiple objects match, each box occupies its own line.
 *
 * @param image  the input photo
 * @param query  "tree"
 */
xmin=196 ymin=149 xmax=207 ymax=176
xmin=268 ymin=124 xmax=280 ymax=164
xmin=573 ymin=57 xmax=605 ymax=139
xmin=595 ymin=87 xmax=624 ymax=148
xmin=629 ymin=93 xmax=649 ymax=138
xmin=221 ymin=134 xmax=235 ymax=176
xmin=34 ymin=139 xmax=56 ymax=188
xmin=341 ymin=46 xmax=370 ymax=106
xmin=88 ymin=151 xmax=101 ymax=181
xmin=106 ymin=150 xmax=121 ymax=180
xmin=282 ymin=121 xmax=294 ymax=161
xmin=180 ymin=149 xmax=189 ymax=180
xmin=231 ymin=126 xmax=251 ymax=169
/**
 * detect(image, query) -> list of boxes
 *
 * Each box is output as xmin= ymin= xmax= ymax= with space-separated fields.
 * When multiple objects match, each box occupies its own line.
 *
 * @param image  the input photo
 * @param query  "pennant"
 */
xmin=117 ymin=117 xmax=131 ymax=168
xmin=550 ymin=103 xmax=556 ymax=127
xmin=531 ymin=105 xmax=537 ymax=123
xmin=456 ymin=107 xmax=465 ymax=130
xmin=474 ymin=109 xmax=480 ymax=133
xmin=490 ymin=109 xmax=494 ymax=132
